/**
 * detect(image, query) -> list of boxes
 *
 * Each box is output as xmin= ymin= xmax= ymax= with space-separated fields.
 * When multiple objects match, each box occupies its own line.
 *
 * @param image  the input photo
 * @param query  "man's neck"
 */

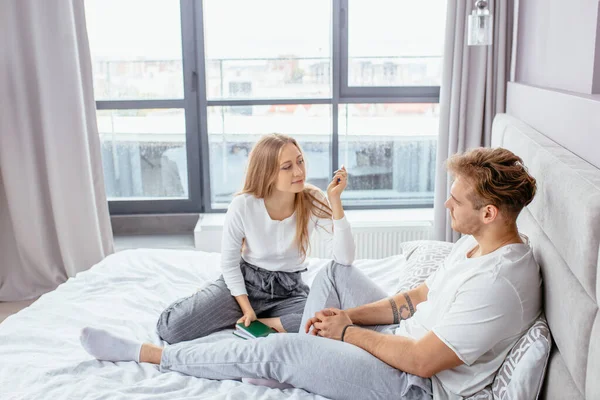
xmin=470 ymin=227 xmax=522 ymax=258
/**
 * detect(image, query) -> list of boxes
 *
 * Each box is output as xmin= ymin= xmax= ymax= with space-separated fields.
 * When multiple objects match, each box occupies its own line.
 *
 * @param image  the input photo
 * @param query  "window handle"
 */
xmin=191 ymin=71 xmax=198 ymax=92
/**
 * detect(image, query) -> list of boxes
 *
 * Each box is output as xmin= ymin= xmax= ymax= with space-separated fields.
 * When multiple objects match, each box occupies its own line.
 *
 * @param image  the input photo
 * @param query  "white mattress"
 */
xmin=0 ymin=249 xmax=406 ymax=400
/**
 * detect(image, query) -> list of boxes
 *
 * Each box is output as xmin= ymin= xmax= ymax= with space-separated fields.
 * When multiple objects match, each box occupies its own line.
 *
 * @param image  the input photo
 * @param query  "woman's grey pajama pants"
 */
xmin=157 ymin=260 xmax=309 ymax=344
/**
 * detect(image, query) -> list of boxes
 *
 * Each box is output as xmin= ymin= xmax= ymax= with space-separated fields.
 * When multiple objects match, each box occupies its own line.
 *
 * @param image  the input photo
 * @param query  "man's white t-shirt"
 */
xmin=395 ymin=235 xmax=542 ymax=399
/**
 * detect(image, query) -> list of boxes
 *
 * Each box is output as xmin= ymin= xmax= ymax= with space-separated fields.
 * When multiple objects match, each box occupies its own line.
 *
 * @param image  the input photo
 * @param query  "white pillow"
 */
xmin=464 ymin=317 xmax=552 ymax=400
xmin=492 ymin=317 xmax=552 ymax=400
xmin=396 ymin=240 xmax=453 ymax=292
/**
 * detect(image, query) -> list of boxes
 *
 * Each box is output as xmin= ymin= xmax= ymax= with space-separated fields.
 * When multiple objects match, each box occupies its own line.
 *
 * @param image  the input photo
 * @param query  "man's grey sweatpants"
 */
xmin=160 ymin=262 xmax=432 ymax=400
xmin=157 ymin=260 xmax=309 ymax=344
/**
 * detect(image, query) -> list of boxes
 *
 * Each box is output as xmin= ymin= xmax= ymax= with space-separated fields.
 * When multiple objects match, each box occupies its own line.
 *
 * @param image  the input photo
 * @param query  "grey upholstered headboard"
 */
xmin=491 ymin=114 xmax=600 ymax=400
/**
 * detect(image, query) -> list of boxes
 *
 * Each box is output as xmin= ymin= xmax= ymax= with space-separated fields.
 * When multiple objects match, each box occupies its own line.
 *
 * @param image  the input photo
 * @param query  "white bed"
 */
xmin=0 ymin=247 xmax=415 ymax=400
xmin=4 ymin=112 xmax=598 ymax=399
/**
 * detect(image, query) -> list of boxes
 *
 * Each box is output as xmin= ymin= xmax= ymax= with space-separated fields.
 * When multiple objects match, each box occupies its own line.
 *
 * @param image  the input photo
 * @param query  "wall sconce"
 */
xmin=468 ymin=0 xmax=493 ymax=46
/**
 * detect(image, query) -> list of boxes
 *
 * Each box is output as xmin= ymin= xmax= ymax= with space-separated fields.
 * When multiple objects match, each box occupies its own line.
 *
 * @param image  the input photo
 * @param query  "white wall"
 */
xmin=507 ymin=0 xmax=600 ymax=169
xmin=515 ymin=0 xmax=600 ymax=94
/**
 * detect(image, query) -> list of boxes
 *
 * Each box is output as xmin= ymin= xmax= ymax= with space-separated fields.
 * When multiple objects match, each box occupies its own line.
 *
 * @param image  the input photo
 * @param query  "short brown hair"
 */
xmin=447 ymin=147 xmax=537 ymax=218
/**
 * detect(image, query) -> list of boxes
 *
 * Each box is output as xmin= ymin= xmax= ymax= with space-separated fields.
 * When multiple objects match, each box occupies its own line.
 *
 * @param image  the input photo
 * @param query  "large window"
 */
xmin=86 ymin=0 xmax=446 ymax=213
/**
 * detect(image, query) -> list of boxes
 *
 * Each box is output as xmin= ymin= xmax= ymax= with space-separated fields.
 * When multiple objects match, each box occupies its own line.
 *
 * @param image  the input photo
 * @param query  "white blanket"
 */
xmin=0 ymin=249 xmax=406 ymax=400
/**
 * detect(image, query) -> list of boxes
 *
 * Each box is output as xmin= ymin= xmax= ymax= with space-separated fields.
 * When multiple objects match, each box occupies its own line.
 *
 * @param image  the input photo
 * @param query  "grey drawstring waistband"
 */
xmin=240 ymin=260 xmax=307 ymax=299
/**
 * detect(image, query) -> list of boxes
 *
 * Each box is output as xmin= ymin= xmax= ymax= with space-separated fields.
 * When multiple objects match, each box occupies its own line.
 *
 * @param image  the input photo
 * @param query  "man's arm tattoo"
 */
xmin=388 ymin=297 xmax=400 ymax=324
xmin=403 ymin=293 xmax=415 ymax=316
xmin=389 ymin=293 xmax=416 ymax=324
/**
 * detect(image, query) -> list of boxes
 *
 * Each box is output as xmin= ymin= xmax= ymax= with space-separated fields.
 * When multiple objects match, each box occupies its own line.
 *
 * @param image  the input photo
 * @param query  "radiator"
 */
xmin=195 ymin=214 xmax=433 ymax=259
xmin=308 ymin=224 xmax=432 ymax=259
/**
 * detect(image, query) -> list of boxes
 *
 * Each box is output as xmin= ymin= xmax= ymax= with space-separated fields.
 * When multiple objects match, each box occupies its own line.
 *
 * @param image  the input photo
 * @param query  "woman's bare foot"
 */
xmin=258 ymin=317 xmax=286 ymax=333
xmin=139 ymin=343 xmax=163 ymax=364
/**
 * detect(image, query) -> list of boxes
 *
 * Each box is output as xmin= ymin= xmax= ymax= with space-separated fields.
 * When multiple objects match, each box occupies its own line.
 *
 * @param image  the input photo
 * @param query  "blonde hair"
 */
xmin=238 ymin=134 xmax=332 ymax=258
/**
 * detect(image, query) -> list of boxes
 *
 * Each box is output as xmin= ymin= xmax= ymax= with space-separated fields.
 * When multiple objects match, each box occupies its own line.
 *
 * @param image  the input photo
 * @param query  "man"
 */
xmin=81 ymin=147 xmax=541 ymax=400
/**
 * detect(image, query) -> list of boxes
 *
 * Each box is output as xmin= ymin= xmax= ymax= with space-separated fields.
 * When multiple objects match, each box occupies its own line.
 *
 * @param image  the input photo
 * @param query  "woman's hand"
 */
xmin=237 ymin=308 xmax=257 ymax=327
xmin=327 ymin=165 xmax=348 ymax=202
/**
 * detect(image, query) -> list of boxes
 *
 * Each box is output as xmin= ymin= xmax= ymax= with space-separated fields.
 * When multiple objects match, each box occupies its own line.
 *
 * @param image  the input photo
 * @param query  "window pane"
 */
xmin=97 ymin=109 xmax=188 ymax=200
xmin=203 ymin=0 xmax=332 ymax=100
xmin=348 ymin=0 xmax=446 ymax=87
xmin=85 ymin=0 xmax=184 ymax=100
xmin=338 ymin=104 xmax=438 ymax=206
xmin=208 ymin=105 xmax=331 ymax=207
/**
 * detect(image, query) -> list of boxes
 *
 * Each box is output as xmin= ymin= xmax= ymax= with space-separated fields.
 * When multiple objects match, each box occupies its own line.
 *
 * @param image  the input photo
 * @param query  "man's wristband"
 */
xmin=341 ymin=324 xmax=356 ymax=342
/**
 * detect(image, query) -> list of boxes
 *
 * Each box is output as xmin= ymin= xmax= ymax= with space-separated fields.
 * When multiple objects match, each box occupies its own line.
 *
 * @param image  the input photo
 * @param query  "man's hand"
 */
xmin=304 ymin=309 xmax=335 ymax=335
xmin=305 ymin=308 xmax=352 ymax=340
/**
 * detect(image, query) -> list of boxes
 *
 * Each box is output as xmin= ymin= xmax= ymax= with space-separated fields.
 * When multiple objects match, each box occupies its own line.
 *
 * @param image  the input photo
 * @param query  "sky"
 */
xmin=85 ymin=0 xmax=446 ymax=61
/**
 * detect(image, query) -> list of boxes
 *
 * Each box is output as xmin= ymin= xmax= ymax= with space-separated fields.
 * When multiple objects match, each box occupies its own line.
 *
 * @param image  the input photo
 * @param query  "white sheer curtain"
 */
xmin=0 ymin=0 xmax=113 ymax=301
xmin=433 ymin=0 xmax=514 ymax=242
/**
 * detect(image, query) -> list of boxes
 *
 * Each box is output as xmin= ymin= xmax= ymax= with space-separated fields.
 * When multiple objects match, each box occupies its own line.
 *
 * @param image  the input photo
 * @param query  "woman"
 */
xmin=155 ymin=133 xmax=355 ymax=344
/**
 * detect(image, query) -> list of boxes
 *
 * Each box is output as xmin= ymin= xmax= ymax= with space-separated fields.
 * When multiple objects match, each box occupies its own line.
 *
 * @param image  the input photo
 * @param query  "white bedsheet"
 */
xmin=0 ymin=249 xmax=407 ymax=400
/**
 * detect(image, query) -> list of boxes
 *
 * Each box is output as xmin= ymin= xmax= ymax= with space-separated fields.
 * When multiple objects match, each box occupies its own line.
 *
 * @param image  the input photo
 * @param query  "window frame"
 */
xmin=96 ymin=0 xmax=440 ymax=215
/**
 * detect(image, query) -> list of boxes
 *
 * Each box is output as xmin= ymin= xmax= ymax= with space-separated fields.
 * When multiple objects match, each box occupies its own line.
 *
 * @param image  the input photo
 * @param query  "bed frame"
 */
xmin=492 ymin=114 xmax=600 ymax=399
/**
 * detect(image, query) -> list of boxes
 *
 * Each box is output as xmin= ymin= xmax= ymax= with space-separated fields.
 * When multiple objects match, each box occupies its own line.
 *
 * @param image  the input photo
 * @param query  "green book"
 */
xmin=233 ymin=321 xmax=278 ymax=340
